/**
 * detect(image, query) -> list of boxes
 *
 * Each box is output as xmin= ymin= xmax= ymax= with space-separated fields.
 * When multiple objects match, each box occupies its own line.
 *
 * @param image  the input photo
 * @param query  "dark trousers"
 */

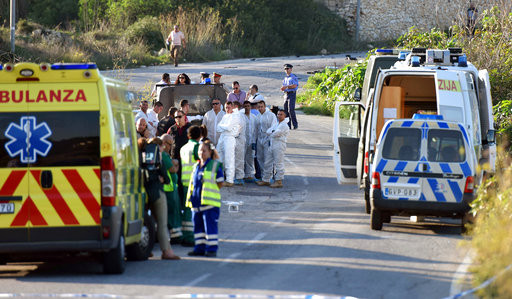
xmin=192 ymin=207 xmax=220 ymax=253
xmin=284 ymin=92 xmax=298 ymax=129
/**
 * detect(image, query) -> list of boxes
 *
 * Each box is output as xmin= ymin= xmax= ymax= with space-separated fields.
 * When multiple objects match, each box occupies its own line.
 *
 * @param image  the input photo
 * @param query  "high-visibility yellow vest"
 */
xmin=186 ymin=160 xmax=222 ymax=208
xmin=163 ymin=170 xmax=174 ymax=192
xmin=180 ymin=140 xmax=199 ymax=188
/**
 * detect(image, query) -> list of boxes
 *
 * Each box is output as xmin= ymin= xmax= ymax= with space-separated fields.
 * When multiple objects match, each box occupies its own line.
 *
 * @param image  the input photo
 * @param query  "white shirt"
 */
xmin=146 ymin=109 xmax=160 ymax=138
xmin=151 ymin=80 xmax=169 ymax=99
xmin=249 ymin=93 xmax=265 ymax=103
xmin=267 ymin=118 xmax=290 ymax=144
xmin=170 ymin=31 xmax=185 ymax=46
xmin=217 ymin=108 xmax=241 ymax=137
xmin=202 ymin=109 xmax=226 ymax=145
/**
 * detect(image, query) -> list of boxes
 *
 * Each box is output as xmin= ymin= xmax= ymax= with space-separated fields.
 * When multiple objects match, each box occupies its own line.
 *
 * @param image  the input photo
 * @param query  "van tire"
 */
xmin=126 ymin=212 xmax=156 ymax=261
xmin=103 ymin=234 xmax=126 ymax=274
xmin=364 ymin=181 xmax=371 ymax=214
xmin=370 ymin=208 xmax=383 ymax=230
xmin=383 ymin=213 xmax=391 ymax=223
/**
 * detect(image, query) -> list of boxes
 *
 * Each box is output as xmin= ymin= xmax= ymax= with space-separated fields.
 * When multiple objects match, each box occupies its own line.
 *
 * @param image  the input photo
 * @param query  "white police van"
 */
xmin=333 ymin=48 xmax=496 ymax=214
xmin=369 ymin=115 xmax=476 ymax=230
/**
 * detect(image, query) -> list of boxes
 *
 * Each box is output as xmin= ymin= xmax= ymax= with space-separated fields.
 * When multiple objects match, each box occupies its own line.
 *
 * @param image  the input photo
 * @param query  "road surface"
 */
xmin=0 ymin=54 xmax=471 ymax=299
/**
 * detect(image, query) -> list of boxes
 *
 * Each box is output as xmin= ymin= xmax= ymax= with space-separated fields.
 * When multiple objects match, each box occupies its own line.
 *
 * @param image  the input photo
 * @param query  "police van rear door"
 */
xmin=26 ymin=74 xmax=101 ymax=242
xmin=0 ymin=82 xmax=30 ymax=243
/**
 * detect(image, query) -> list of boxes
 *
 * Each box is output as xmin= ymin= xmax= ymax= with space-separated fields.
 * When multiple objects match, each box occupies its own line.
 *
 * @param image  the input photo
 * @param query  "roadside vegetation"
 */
xmin=0 ymin=0 xmax=351 ymax=69
xmin=298 ymin=4 xmax=512 ymax=296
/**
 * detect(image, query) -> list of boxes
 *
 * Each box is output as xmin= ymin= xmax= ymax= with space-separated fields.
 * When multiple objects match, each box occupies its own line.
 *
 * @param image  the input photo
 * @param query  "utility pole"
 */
xmin=10 ymin=0 xmax=16 ymax=57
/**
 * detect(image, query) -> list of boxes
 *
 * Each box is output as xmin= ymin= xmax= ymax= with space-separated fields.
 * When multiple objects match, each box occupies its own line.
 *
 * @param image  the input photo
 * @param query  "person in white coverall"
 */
xmin=233 ymin=101 xmax=247 ymax=185
xmin=264 ymin=110 xmax=290 ymax=188
xmin=256 ymin=100 xmax=277 ymax=186
xmin=202 ymin=98 xmax=225 ymax=145
xmin=216 ymin=101 xmax=240 ymax=187
xmin=242 ymin=100 xmax=258 ymax=182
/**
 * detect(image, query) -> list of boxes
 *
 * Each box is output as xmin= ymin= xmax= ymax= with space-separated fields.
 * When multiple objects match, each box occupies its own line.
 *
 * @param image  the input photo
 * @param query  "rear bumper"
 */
xmin=371 ymin=189 xmax=474 ymax=217
xmin=0 ymin=206 xmax=122 ymax=254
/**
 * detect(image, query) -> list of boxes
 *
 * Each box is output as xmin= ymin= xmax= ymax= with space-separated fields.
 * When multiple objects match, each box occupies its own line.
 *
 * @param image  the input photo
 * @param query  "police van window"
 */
xmin=0 ymin=112 xmax=100 ymax=168
xmin=382 ymin=128 xmax=421 ymax=161
xmin=465 ymin=73 xmax=481 ymax=145
xmin=427 ymin=129 xmax=465 ymax=162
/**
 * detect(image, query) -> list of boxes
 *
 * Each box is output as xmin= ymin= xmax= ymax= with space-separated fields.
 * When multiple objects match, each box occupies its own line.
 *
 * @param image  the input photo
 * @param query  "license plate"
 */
xmin=385 ymin=188 xmax=418 ymax=197
xmin=0 ymin=203 xmax=14 ymax=214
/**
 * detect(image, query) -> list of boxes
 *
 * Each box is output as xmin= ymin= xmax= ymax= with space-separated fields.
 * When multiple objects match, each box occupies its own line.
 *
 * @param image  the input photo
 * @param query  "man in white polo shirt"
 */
xmin=166 ymin=25 xmax=186 ymax=67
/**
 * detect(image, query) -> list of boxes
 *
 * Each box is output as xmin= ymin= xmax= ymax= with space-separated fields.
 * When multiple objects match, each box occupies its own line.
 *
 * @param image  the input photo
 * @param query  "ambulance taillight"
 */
xmin=364 ymin=151 xmax=370 ymax=174
xmin=371 ymin=171 xmax=381 ymax=190
xmin=101 ymin=156 xmax=116 ymax=206
xmin=464 ymin=176 xmax=474 ymax=193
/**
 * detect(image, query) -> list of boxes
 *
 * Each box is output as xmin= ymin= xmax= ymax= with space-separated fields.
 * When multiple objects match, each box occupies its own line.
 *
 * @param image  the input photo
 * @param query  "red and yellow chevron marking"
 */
xmin=0 ymin=168 xmax=101 ymax=228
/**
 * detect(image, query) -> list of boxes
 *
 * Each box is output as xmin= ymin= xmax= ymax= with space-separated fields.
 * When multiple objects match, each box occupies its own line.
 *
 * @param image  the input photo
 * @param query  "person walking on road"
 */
xmin=179 ymin=126 xmax=202 ymax=246
xmin=216 ymin=101 xmax=241 ymax=187
xmin=256 ymin=100 xmax=277 ymax=186
xmin=186 ymin=140 xmax=224 ymax=257
xmin=233 ymin=101 xmax=246 ymax=185
xmin=166 ymin=25 xmax=186 ymax=67
xmin=227 ymin=81 xmax=246 ymax=106
xmin=242 ymin=100 xmax=258 ymax=182
xmin=202 ymin=98 xmax=225 ymax=146
xmin=265 ymin=110 xmax=290 ymax=188
xmin=280 ymin=64 xmax=299 ymax=129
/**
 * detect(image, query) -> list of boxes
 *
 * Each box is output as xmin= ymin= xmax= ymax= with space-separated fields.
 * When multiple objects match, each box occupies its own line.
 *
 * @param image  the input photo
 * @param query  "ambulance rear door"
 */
xmin=435 ymin=71 xmax=466 ymax=128
xmin=333 ymin=101 xmax=365 ymax=184
xmin=477 ymin=70 xmax=496 ymax=173
xmin=26 ymin=81 xmax=102 ymax=242
xmin=0 ymin=83 xmax=30 ymax=243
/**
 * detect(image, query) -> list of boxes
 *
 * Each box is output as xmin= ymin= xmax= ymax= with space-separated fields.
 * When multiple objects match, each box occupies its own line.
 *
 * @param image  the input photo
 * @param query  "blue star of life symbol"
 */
xmin=4 ymin=116 xmax=52 ymax=163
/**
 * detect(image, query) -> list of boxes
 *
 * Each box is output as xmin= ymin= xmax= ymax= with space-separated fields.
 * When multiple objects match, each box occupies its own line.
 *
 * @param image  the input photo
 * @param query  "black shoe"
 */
xmin=181 ymin=241 xmax=195 ymax=247
xmin=188 ymin=251 xmax=205 ymax=256
xmin=293 ymin=126 xmax=298 ymax=130
xmin=205 ymin=251 xmax=217 ymax=257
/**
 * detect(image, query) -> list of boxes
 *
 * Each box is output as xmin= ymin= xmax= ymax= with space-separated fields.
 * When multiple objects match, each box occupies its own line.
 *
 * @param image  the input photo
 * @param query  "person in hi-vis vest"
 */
xmin=186 ymin=140 xmax=224 ymax=257
xmin=179 ymin=126 xmax=201 ymax=246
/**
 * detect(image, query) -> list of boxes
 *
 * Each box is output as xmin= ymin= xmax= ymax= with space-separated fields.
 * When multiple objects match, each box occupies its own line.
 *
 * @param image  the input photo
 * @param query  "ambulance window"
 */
xmin=427 ymin=129 xmax=465 ymax=162
xmin=465 ymin=73 xmax=481 ymax=145
xmin=382 ymin=128 xmax=421 ymax=161
xmin=0 ymin=112 xmax=100 ymax=167
xmin=439 ymin=105 xmax=464 ymax=123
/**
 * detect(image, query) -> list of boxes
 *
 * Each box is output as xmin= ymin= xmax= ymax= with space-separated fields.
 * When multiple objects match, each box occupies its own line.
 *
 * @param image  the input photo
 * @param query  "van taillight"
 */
xmin=101 ymin=156 xmax=116 ymax=206
xmin=364 ymin=151 xmax=369 ymax=174
xmin=371 ymin=172 xmax=381 ymax=190
xmin=464 ymin=176 xmax=474 ymax=193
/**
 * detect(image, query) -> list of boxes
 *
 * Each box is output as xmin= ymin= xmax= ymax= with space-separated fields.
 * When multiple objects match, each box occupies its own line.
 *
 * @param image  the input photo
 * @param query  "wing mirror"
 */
xmin=486 ymin=130 xmax=496 ymax=145
xmin=353 ymin=87 xmax=362 ymax=101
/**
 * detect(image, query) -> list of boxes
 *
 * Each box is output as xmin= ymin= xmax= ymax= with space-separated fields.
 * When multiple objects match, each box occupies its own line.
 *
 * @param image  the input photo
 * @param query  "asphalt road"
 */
xmin=0 ymin=54 xmax=471 ymax=298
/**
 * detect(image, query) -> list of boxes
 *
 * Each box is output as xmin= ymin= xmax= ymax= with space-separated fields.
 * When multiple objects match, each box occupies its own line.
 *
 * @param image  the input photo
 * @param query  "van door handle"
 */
xmin=422 ymin=164 xmax=428 ymax=172
xmin=41 ymin=170 xmax=53 ymax=189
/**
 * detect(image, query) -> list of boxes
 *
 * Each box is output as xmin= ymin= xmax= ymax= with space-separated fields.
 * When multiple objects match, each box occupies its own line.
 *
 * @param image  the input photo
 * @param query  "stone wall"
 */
xmin=318 ymin=0 xmax=500 ymax=41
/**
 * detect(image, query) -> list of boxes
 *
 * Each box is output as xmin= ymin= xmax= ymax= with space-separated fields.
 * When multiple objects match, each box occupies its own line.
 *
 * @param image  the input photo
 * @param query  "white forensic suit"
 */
xmin=257 ymin=108 xmax=278 ymax=183
xmin=234 ymin=109 xmax=247 ymax=181
xmin=242 ymin=109 xmax=258 ymax=178
xmin=216 ymin=108 xmax=241 ymax=184
xmin=265 ymin=118 xmax=290 ymax=181
xmin=202 ymin=108 xmax=226 ymax=145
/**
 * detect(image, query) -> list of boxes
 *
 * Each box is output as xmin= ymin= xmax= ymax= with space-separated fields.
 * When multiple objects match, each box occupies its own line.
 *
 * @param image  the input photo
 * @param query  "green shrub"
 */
xmin=124 ymin=16 xmax=163 ymax=52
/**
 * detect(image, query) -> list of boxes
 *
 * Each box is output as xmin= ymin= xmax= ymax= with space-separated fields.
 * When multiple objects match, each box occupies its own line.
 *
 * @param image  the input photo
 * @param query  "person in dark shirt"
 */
xmin=158 ymin=107 xmax=178 ymax=136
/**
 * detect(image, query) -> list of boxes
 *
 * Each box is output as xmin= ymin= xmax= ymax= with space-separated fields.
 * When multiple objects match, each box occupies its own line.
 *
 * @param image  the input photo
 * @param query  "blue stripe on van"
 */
xmin=387 ymin=176 xmax=398 ymax=183
xmin=401 ymin=121 xmax=414 ymax=127
xmin=382 ymin=122 xmax=392 ymax=139
xmin=440 ymin=163 xmax=452 ymax=173
xmin=419 ymin=193 xmax=426 ymax=201
xmin=394 ymin=161 xmax=407 ymax=171
xmin=438 ymin=122 xmax=449 ymax=128
xmin=448 ymin=180 xmax=463 ymax=202
xmin=460 ymin=162 xmax=471 ymax=177
xmin=398 ymin=197 xmax=409 ymax=201
xmin=376 ymin=159 xmax=388 ymax=173
xmin=458 ymin=124 xmax=469 ymax=143
xmin=428 ymin=178 xmax=447 ymax=202
xmin=407 ymin=177 xmax=419 ymax=184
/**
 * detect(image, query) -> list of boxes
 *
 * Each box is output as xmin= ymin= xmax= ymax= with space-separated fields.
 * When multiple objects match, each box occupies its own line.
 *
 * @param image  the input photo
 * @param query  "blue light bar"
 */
xmin=413 ymin=114 xmax=444 ymax=120
xmin=411 ymin=56 xmax=421 ymax=67
xmin=51 ymin=63 xmax=98 ymax=70
xmin=458 ymin=54 xmax=468 ymax=67
xmin=376 ymin=49 xmax=394 ymax=54
xmin=0 ymin=65 xmax=2 ymax=70
xmin=398 ymin=51 xmax=409 ymax=60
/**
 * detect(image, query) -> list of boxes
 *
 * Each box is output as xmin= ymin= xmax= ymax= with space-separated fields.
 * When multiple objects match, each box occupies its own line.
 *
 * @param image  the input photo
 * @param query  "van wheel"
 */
xmin=383 ymin=213 xmax=391 ymax=223
xmin=370 ymin=208 xmax=383 ymax=230
xmin=103 ymin=234 xmax=126 ymax=274
xmin=364 ymin=183 xmax=371 ymax=214
xmin=126 ymin=213 xmax=156 ymax=261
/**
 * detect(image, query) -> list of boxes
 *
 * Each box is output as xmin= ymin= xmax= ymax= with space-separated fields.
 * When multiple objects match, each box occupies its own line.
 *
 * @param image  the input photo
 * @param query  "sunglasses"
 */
xmin=179 ymin=77 xmax=185 ymax=79
xmin=284 ymin=68 xmax=290 ymax=70
xmin=176 ymin=115 xmax=183 ymax=119
xmin=212 ymin=102 xmax=220 ymax=105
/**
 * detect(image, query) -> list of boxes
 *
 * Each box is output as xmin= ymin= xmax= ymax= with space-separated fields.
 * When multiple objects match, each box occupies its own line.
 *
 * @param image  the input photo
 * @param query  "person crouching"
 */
xmin=186 ymin=140 xmax=224 ymax=257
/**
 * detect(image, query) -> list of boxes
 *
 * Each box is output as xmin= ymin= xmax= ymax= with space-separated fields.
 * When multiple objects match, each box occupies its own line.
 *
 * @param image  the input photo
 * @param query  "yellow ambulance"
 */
xmin=0 ymin=62 xmax=149 ymax=274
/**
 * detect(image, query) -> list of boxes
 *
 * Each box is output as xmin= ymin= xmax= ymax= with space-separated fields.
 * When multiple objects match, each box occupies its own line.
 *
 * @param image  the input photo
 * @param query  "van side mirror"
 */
xmin=354 ymin=87 xmax=362 ymax=101
xmin=486 ymin=130 xmax=496 ymax=145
